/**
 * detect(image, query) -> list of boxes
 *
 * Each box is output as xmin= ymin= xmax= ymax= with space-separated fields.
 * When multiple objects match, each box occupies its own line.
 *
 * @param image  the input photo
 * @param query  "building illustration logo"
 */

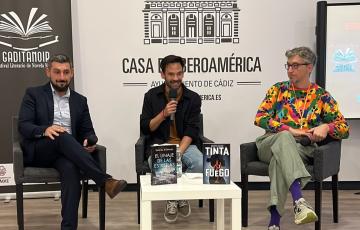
xmin=0 ymin=8 xmax=59 ymax=51
xmin=143 ymin=0 xmax=240 ymax=45
xmin=332 ymin=48 xmax=357 ymax=73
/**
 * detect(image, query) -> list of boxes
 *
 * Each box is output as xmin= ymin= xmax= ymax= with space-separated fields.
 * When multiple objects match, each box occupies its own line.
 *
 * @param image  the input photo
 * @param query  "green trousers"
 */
xmin=255 ymin=131 xmax=316 ymax=215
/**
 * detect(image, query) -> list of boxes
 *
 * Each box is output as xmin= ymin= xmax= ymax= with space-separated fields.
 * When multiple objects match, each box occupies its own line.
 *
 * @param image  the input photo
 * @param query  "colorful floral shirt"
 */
xmin=255 ymin=81 xmax=349 ymax=139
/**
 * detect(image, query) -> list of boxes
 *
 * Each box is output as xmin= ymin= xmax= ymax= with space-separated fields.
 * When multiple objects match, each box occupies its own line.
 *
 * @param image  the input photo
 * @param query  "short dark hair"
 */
xmin=47 ymin=54 xmax=73 ymax=68
xmin=160 ymin=55 xmax=185 ymax=72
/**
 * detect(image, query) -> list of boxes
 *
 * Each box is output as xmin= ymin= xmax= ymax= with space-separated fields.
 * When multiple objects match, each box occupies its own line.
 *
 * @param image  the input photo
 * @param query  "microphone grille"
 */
xmin=87 ymin=135 xmax=98 ymax=146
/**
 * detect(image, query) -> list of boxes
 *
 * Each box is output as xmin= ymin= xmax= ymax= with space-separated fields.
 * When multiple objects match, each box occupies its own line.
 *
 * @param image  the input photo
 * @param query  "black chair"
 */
xmin=240 ymin=139 xmax=341 ymax=230
xmin=135 ymin=114 xmax=215 ymax=224
xmin=12 ymin=117 xmax=106 ymax=230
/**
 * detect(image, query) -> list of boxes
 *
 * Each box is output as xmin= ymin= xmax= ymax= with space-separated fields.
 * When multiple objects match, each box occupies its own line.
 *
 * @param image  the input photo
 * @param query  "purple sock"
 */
xmin=289 ymin=179 xmax=302 ymax=202
xmin=269 ymin=205 xmax=280 ymax=227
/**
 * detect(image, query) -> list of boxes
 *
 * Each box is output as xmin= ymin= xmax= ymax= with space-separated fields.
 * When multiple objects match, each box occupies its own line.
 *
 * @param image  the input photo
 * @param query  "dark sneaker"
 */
xmin=164 ymin=200 xmax=178 ymax=223
xmin=268 ymin=225 xmax=280 ymax=230
xmin=294 ymin=198 xmax=318 ymax=224
xmin=178 ymin=200 xmax=191 ymax=217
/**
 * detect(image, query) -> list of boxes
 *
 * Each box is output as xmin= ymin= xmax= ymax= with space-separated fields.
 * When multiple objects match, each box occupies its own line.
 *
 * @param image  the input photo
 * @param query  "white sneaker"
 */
xmin=164 ymin=200 xmax=178 ymax=223
xmin=178 ymin=200 xmax=191 ymax=217
xmin=294 ymin=198 xmax=318 ymax=224
xmin=268 ymin=225 xmax=280 ymax=230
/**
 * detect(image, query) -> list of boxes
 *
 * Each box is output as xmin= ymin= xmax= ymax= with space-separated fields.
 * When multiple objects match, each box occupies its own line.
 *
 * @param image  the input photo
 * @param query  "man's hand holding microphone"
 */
xmin=163 ymin=88 xmax=178 ymax=121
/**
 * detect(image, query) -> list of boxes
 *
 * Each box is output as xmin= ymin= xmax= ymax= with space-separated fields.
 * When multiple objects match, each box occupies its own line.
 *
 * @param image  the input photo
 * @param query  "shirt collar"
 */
xmin=50 ymin=82 xmax=71 ymax=98
xmin=156 ymin=83 xmax=190 ymax=99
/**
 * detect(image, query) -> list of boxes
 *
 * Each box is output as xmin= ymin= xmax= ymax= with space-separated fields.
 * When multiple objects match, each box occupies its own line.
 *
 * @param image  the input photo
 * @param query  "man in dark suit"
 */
xmin=18 ymin=54 xmax=127 ymax=230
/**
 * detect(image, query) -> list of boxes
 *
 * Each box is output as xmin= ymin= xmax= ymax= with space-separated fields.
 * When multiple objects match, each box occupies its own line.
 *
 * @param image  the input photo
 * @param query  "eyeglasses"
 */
xmin=284 ymin=63 xmax=309 ymax=70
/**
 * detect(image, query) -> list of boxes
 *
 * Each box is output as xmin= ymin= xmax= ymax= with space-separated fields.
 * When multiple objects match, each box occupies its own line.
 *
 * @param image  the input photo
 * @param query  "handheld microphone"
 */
xmin=169 ymin=89 xmax=177 ymax=121
xmin=87 ymin=134 xmax=98 ymax=146
xmin=299 ymin=135 xmax=311 ymax=146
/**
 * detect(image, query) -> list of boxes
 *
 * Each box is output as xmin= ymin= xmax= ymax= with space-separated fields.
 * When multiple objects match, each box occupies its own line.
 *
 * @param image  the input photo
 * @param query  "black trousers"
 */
xmin=29 ymin=133 xmax=109 ymax=230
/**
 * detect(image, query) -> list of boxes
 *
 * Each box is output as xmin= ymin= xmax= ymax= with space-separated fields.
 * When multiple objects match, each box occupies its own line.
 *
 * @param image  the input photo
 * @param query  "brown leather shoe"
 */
xmin=105 ymin=178 xmax=127 ymax=199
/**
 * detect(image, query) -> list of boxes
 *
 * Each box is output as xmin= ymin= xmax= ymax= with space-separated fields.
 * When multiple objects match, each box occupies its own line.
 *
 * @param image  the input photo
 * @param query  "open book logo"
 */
xmin=332 ymin=48 xmax=358 ymax=73
xmin=333 ymin=48 xmax=357 ymax=63
xmin=0 ymin=8 xmax=59 ymax=51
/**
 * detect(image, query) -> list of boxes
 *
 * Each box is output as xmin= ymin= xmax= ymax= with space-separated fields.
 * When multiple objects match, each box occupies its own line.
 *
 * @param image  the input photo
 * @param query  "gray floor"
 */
xmin=0 ymin=190 xmax=359 ymax=229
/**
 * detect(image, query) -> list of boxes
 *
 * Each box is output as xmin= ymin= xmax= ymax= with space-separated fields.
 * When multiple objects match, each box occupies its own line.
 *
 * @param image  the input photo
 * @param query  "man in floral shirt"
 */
xmin=254 ymin=47 xmax=349 ymax=230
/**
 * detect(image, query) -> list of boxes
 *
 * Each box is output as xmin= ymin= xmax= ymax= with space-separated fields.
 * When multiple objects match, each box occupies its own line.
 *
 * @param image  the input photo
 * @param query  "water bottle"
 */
xmin=176 ymin=147 xmax=182 ymax=178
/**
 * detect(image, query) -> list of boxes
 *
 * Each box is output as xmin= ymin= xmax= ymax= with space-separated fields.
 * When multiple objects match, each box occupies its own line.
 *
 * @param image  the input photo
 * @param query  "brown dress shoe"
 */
xmin=105 ymin=178 xmax=127 ymax=199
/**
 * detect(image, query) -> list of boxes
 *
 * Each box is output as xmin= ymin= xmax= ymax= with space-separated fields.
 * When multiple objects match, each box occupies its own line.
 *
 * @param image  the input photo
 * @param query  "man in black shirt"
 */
xmin=140 ymin=55 xmax=203 ymax=223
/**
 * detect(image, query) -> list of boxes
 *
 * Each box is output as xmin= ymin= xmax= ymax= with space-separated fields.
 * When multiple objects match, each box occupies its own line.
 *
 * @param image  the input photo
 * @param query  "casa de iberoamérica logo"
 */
xmin=143 ymin=0 xmax=240 ymax=45
xmin=0 ymin=7 xmax=59 ymax=68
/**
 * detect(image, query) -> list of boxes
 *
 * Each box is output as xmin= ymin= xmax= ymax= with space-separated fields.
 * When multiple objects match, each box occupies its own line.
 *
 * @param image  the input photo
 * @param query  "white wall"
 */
xmin=71 ymin=0 xmax=360 ymax=183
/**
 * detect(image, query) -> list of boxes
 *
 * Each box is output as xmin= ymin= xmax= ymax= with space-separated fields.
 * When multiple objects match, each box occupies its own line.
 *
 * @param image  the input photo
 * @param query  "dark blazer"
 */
xmin=18 ymin=83 xmax=95 ymax=164
xmin=140 ymin=83 xmax=201 ymax=157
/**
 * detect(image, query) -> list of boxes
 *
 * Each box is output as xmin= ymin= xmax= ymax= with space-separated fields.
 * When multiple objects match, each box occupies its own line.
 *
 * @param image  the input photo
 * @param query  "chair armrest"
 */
xmin=199 ymin=135 xmax=214 ymax=144
xmin=13 ymin=141 xmax=24 ymax=183
xmin=240 ymin=142 xmax=259 ymax=171
xmin=313 ymin=140 xmax=341 ymax=181
xmin=135 ymin=135 xmax=147 ymax=174
xmin=92 ymin=144 xmax=106 ymax=172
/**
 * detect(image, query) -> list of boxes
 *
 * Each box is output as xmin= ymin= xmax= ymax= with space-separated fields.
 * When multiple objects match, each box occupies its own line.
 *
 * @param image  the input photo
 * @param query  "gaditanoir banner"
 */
xmin=0 ymin=0 xmax=73 ymax=188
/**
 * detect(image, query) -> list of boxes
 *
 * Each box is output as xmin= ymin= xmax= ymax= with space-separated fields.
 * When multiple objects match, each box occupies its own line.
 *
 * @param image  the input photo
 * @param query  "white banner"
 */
xmin=72 ymin=0 xmax=360 ymax=183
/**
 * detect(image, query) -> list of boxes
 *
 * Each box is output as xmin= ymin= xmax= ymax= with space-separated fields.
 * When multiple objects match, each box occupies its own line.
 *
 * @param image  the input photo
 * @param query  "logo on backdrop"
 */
xmin=121 ymin=0 xmax=262 ymax=102
xmin=0 ymin=7 xmax=59 ymax=69
xmin=143 ymin=0 xmax=240 ymax=45
xmin=0 ymin=165 xmax=6 ymax=177
xmin=0 ymin=164 xmax=14 ymax=185
xmin=332 ymin=48 xmax=357 ymax=73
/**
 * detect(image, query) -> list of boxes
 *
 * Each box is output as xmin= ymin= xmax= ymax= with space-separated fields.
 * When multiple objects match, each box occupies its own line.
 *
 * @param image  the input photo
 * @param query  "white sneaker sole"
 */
xmin=295 ymin=211 xmax=318 ymax=225
xmin=164 ymin=213 xmax=178 ymax=223
xmin=164 ymin=205 xmax=178 ymax=223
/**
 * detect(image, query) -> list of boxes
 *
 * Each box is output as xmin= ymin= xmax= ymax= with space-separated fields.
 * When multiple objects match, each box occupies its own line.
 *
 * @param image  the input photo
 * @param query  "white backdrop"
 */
xmin=71 ymin=0 xmax=360 ymax=183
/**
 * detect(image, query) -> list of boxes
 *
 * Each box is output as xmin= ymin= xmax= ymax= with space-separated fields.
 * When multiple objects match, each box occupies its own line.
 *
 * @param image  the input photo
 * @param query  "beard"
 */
xmin=50 ymin=80 xmax=70 ymax=92
xmin=165 ymin=79 xmax=182 ymax=90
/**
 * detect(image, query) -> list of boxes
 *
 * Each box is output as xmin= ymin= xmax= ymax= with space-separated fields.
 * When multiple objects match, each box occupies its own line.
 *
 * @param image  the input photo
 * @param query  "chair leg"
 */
xmin=332 ymin=174 xmax=339 ymax=223
xmin=198 ymin=199 xmax=203 ymax=208
xmin=16 ymin=183 xmax=24 ymax=230
xmin=241 ymin=174 xmax=248 ymax=227
xmin=99 ymin=185 xmax=106 ymax=230
xmin=315 ymin=181 xmax=322 ymax=230
xmin=82 ymin=180 xmax=89 ymax=218
xmin=209 ymin=199 xmax=214 ymax=222
xmin=137 ymin=173 xmax=141 ymax=224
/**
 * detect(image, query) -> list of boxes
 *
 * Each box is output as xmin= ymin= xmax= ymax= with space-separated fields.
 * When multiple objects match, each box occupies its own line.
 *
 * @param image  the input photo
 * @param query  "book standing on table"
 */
xmin=203 ymin=143 xmax=230 ymax=184
xmin=151 ymin=144 xmax=177 ymax=185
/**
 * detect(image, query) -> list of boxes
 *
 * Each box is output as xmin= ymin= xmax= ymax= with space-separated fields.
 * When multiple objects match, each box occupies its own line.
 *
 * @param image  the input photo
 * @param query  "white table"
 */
xmin=140 ymin=173 xmax=241 ymax=230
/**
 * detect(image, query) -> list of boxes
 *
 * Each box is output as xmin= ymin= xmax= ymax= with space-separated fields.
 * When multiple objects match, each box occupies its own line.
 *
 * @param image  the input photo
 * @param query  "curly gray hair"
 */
xmin=285 ymin=47 xmax=316 ymax=65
